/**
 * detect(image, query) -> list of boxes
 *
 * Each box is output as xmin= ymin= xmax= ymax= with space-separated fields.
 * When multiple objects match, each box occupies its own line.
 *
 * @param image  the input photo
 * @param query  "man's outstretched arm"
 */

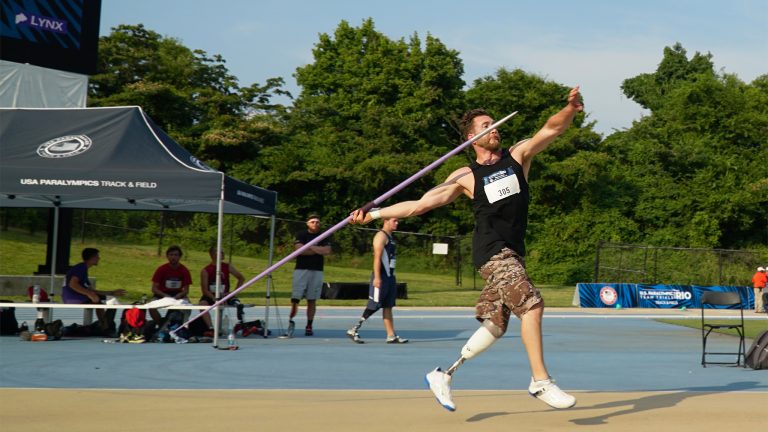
xmin=350 ymin=169 xmax=469 ymax=224
xmin=511 ymin=86 xmax=583 ymax=178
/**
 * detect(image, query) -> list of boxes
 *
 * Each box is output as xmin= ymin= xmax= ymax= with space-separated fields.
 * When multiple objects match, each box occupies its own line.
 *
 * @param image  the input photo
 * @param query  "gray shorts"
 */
xmin=292 ymin=269 xmax=324 ymax=301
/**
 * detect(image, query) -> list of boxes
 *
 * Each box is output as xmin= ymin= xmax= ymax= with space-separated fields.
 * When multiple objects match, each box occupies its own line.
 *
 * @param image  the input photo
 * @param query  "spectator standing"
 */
xmin=752 ymin=266 xmax=767 ymax=313
xmin=288 ymin=215 xmax=331 ymax=337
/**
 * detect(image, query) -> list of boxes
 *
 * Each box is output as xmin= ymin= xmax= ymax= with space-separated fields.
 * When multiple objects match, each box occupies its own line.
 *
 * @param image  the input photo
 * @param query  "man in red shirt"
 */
xmin=752 ymin=266 xmax=767 ymax=313
xmin=199 ymin=246 xmax=245 ymax=333
xmin=149 ymin=245 xmax=192 ymax=322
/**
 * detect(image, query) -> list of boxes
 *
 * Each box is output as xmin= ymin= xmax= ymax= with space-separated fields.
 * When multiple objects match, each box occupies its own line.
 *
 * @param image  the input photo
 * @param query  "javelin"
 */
xmin=173 ymin=111 xmax=518 ymax=334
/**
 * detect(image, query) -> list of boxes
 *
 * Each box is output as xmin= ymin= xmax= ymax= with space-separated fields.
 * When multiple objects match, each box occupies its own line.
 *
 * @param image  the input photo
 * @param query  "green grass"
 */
xmin=0 ymin=229 xmax=575 ymax=307
xmin=656 ymin=318 xmax=768 ymax=340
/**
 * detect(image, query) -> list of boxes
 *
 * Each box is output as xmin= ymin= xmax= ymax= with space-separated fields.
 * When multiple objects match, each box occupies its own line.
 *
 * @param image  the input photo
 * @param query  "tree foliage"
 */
xmin=89 ymin=24 xmax=290 ymax=172
xmin=7 ymin=21 xmax=764 ymax=285
xmin=242 ymin=19 xmax=467 ymax=230
xmin=605 ymin=45 xmax=768 ymax=249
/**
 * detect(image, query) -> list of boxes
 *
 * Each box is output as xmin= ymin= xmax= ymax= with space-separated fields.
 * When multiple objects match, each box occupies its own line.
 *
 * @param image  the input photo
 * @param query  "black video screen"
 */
xmin=0 ymin=0 xmax=101 ymax=75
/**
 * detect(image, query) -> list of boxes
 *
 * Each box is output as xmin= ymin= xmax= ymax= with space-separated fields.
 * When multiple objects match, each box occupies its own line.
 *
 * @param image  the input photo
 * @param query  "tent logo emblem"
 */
xmin=37 ymin=135 xmax=93 ymax=158
xmin=189 ymin=155 xmax=213 ymax=171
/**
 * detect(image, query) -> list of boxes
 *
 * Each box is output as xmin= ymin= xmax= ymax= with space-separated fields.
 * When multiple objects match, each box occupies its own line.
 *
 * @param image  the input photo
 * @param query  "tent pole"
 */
xmin=42 ymin=204 xmax=60 ymax=323
xmin=228 ymin=216 xmax=234 ymax=264
xmin=212 ymin=177 xmax=225 ymax=348
xmin=263 ymin=215 xmax=276 ymax=338
xmin=50 ymin=205 xmax=59 ymax=298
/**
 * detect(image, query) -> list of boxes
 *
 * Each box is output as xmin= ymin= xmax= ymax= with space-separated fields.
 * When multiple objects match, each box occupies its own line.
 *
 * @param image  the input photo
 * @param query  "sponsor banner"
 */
xmin=14 ymin=10 xmax=68 ymax=36
xmin=578 ymin=283 xmax=754 ymax=309
xmin=637 ymin=284 xmax=695 ymax=308
xmin=577 ymin=283 xmax=638 ymax=308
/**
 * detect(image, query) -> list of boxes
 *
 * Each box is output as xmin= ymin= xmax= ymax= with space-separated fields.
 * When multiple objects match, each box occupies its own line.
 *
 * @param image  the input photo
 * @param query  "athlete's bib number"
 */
xmin=483 ymin=169 xmax=520 ymax=204
xmin=165 ymin=279 xmax=182 ymax=289
xmin=209 ymin=284 xmax=227 ymax=294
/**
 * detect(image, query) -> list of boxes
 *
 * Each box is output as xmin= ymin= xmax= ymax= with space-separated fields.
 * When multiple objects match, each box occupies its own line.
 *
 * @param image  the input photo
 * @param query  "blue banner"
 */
xmin=692 ymin=285 xmax=754 ymax=310
xmin=577 ymin=283 xmax=753 ymax=309
xmin=577 ymin=283 xmax=638 ymax=308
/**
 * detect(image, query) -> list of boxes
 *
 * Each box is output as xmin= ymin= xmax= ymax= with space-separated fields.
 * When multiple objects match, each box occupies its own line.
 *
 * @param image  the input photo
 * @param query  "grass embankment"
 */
xmin=0 ymin=229 xmax=575 ymax=307
xmin=656 ymin=319 xmax=767 ymax=340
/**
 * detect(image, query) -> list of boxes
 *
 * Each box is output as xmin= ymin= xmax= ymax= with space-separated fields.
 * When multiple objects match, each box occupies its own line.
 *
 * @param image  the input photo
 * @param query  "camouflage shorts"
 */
xmin=475 ymin=248 xmax=542 ymax=333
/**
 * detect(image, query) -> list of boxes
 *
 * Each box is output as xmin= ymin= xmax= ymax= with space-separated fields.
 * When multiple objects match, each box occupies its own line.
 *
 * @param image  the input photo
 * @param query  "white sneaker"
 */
xmin=528 ymin=377 xmax=576 ymax=409
xmin=425 ymin=368 xmax=455 ymax=411
xmin=346 ymin=329 xmax=364 ymax=344
xmin=386 ymin=335 xmax=408 ymax=344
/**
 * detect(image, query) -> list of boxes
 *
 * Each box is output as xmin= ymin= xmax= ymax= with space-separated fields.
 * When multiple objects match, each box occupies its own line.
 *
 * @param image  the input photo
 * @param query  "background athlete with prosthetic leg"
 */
xmin=350 ymin=87 xmax=583 ymax=412
xmin=346 ymin=217 xmax=408 ymax=344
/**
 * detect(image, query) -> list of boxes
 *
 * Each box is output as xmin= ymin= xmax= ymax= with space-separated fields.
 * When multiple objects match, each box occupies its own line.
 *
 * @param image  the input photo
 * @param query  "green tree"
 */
xmin=85 ymin=24 xmax=291 ymax=248
xmin=247 ymin=19 xmax=466 ymax=231
xmin=64 ymin=24 xmax=766 ymax=285
xmin=605 ymin=44 xmax=768 ymax=249
xmin=89 ymin=24 xmax=238 ymax=133
xmin=89 ymin=24 xmax=290 ymax=172
xmin=621 ymin=42 xmax=716 ymax=111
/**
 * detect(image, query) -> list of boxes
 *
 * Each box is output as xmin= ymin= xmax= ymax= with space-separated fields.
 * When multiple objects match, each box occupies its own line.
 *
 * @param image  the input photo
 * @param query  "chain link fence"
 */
xmin=594 ymin=241 xmax=766 ymax=286
xmin=2 ymin=208 xmax=475 ymax=287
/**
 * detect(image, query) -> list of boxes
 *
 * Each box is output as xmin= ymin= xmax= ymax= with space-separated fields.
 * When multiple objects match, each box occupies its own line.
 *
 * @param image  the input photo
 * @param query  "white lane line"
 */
xmin=2 ymin=387 xmax=766 ymax=394
xmin=316 ymin=314 xmax=762 ymax=320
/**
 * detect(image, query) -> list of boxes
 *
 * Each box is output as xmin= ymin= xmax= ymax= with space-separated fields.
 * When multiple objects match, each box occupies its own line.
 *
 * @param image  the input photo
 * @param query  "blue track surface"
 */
xmin=1 ymin=307 xmax=766 ymax=392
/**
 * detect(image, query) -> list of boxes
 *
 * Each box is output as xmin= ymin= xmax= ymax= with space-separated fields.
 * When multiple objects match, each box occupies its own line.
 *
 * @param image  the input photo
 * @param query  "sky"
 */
xmin=99 ymin=0 xmax=767 ymax=136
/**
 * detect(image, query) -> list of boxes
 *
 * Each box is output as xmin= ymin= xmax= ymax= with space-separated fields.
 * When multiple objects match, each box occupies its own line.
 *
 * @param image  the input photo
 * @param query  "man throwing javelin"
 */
xmin=350 ymin=87 xmax=583 ymax=411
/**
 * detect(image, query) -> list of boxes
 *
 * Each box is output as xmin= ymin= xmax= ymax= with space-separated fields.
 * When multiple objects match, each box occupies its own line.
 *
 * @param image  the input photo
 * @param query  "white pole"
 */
xmin=213 ymin=177 xmax=225 ymax=348
xmin=263 ymin=214 xmax=276 ymax=337
xmin=42 ymin=205 xmax=60 ymax=323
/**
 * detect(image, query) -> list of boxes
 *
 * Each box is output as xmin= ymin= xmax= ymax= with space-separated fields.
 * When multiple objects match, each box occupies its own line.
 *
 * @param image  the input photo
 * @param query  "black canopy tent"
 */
xmin=0 ymin=106 xmax=279 ymax=342
xmin=0 ymin=106 xmax=276 ymax=214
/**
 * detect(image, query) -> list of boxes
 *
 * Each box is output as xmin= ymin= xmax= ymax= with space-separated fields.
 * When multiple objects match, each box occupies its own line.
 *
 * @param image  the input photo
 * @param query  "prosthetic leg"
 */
xmin=425 ymin=320 xmax=505 ymax=411
xmin=447 ymin=320 xmax=504 ymax=374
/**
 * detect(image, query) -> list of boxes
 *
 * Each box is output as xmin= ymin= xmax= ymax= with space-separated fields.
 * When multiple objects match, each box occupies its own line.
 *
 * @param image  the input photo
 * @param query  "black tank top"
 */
xmin=470 ymin=148 xmax=529 ymax=267
xmin=379 ymin=230 xmax=396 ymax=278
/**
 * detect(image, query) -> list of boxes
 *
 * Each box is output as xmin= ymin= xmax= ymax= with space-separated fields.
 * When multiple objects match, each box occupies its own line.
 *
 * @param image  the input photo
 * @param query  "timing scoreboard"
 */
xmin=0 ymin=0 xmax=101 ymax=75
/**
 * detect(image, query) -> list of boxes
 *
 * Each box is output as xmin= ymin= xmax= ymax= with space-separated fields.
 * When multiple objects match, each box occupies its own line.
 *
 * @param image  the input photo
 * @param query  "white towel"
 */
xmin=142 ymin=297 xmax=191 ymax=309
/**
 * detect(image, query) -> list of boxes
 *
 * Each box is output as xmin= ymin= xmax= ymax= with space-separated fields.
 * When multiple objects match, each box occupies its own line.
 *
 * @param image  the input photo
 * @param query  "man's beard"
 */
xmin=476 ymin=136 xmax=501 ymax=152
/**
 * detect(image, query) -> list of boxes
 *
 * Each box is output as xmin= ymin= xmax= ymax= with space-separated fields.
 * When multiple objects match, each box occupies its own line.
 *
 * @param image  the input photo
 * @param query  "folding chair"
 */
xmin=701 ymin=291 xmax=745 ymax=367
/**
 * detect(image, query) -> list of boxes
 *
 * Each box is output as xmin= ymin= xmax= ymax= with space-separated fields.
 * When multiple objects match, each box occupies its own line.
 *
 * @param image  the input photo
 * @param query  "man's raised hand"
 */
xmin=568 ymin=86 xmax=584 ymax=112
